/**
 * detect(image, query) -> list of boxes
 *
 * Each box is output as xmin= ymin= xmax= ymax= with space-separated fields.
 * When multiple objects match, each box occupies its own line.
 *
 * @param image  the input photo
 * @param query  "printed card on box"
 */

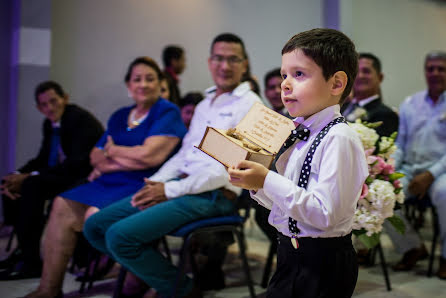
xmin=197 ymin=102 xmax=295 ymax=168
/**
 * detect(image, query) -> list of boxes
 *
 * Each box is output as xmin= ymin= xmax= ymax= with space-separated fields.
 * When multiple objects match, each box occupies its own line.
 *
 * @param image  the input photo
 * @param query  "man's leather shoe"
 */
xmin=392 ymin=245 xmax=428 ymax=271
xmin=437 ymin=257 xmax=446 ymax=279
xmin=0 ymin=247 xmax=23 ymax=270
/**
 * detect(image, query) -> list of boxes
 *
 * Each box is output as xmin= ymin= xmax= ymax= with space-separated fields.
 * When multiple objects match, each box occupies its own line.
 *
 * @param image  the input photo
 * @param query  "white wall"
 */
xmin=50 ymin=0 xmax=323 ymax=125
xmin=341 ymin=0 xmax=446 ymax=108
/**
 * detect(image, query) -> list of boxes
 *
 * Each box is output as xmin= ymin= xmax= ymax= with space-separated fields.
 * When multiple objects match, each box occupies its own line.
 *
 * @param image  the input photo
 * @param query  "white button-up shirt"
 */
xmin=252 ymin=105 xmax=369 ymax=238
xmin=149 ymin=82 xmax=261 ymax=198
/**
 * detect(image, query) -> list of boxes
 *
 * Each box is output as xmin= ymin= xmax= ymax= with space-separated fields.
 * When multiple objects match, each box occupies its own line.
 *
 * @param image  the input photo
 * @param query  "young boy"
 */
xmin=229 ymin=28 xmax=369 ymax=298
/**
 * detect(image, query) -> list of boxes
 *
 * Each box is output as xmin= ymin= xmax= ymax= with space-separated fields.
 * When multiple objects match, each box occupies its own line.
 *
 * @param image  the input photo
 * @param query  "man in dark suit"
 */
xmin=342 ymin=53 xmax=399 ymax=137
xmin=0 ymin=81 xmax=104 ymax=279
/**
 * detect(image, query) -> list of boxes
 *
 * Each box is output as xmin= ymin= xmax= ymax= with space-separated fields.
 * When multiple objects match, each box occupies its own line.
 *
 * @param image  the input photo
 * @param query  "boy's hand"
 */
xmin=228 ymin=160 xmax=269 ymax=190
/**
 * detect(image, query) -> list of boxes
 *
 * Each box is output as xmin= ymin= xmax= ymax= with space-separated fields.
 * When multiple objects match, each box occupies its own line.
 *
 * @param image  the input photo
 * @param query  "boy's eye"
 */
xmin=295 ymin=71 xmax=303 ymax=77
xmin=282 ymin=74 xmax=287 ymax=79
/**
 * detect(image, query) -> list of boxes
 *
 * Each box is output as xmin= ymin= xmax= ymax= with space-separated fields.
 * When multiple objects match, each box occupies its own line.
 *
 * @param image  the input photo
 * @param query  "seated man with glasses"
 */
xmin=83 ymin=33 xmax=261 ymax=298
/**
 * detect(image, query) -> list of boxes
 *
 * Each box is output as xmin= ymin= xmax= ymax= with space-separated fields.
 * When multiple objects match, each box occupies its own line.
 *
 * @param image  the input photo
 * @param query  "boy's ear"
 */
xmin=330 ymin=71 xmax=348 ymax=97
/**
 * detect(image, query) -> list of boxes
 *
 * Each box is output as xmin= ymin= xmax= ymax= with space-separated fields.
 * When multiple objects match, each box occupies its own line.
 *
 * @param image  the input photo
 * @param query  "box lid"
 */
xmin=235 ymin=102 xmax=295 ymax=154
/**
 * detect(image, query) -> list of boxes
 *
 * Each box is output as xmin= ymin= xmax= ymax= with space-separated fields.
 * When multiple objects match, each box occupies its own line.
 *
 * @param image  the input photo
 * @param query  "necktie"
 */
xmin=342 ymin=102 xmax=359 ymax=118
xmin=270 ymin=125 xmax=310 ymax=178
xmin=48 ymin=127 xmax=61 ymax=167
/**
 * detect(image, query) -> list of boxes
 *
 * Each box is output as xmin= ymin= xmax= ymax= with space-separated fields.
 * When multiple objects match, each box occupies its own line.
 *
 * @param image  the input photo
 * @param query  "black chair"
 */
xmin=113 ymin=191 xmax=256 ymax=298
xmin=404 ymin=195 xmax=439 ymax=277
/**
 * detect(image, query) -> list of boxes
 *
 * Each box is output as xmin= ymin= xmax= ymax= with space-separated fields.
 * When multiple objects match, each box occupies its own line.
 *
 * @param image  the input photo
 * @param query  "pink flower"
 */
xmin=371 ymin=156 xmax=386 ymax=175
xmin=360 ymin=183 xmax=369 ymax=200
xmin=365 ymin=148 xmax=375 ymax=157
xmin=382 ymin=163 xmax=395 ymax=175
xmin=393 ymin=180 xmax=401 ymax=189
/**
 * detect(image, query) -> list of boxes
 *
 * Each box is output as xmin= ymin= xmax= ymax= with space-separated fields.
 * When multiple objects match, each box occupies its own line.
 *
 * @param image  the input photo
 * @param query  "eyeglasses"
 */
xmin=210 ymin=55 xmax=244 ymax=66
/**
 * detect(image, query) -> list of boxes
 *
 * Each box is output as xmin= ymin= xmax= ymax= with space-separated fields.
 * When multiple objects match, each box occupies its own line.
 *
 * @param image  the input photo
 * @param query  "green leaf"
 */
xmin=353 ymin=229 xmax=367 ymax=236
xmin=387 ymin=215 xmax=405 ymax=235
xmin=365 ymin=176 xmax=374 ymax=184
xmin=389 ymin=172 xmax=405 ymax=181
xmin=358 ymin=232 xmax=381 ymax=249
xmin=364 ymin=121 xmax=383 ymax=129
xmin=390 ymin=131 xmax=398 ymax=140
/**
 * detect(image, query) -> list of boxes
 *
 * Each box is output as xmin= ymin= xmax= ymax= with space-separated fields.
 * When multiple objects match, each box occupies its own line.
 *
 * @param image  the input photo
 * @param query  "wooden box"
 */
xmin=197 ymin=102 xmax=295 ymax=168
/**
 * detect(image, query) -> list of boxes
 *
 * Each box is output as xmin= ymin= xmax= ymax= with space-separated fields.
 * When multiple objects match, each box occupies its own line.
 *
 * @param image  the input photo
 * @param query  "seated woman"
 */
xmin=25 ymin=56 xmax=187 ymax=298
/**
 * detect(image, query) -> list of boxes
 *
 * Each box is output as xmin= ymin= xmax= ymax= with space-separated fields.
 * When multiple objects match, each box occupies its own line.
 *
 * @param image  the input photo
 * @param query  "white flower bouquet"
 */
xmin=349 ymin=120 xmax=405 ymax=248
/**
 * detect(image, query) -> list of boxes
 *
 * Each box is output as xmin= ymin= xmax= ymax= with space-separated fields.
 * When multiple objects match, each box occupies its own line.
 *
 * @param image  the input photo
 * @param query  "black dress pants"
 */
xmin=8 ymin=174 xmax=83 ymax=269
xmin=267 ymin=233 xmax=358 ymax=298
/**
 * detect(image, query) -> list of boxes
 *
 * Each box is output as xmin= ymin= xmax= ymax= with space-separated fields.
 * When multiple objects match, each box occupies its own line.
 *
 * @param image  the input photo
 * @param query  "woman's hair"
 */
xmin=124 ymin=56 xmax=163 ymax=83
xmin=160 ymin=74 xmax=181 ymax=105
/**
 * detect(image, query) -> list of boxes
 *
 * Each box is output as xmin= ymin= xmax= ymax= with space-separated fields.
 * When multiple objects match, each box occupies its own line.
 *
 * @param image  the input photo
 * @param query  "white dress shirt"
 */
xmin=149 ymin=82 xmax=261 ymax=199
xmin=251 ymin=105 xmax=369 ymax=238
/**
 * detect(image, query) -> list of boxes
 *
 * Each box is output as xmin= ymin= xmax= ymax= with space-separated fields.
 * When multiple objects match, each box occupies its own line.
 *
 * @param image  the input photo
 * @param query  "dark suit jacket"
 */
xmin=362 ymin=98 xmax=399 ymax=137
xmin=343 ymin=98 xmax=399 ymax=137
xmin=19 ymin=104 xmax=104 ymax=179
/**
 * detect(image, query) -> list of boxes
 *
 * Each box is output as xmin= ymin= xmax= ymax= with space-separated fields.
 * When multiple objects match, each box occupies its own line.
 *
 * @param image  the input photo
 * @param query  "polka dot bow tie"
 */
xmin=283 ymin=125 xmax=310 ymax=148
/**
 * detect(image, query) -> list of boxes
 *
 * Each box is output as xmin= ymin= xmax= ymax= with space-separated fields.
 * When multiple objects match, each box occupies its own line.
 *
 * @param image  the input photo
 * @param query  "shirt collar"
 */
xmin=294 ymin=104 xmax=341 ymax=134
xmin=205 ymin=81 xmax=251 ymax=98
xmin=425 ymin=90 xmax=446 ymax=105
xmin=355 ymin=94 xmax=380 ymax=107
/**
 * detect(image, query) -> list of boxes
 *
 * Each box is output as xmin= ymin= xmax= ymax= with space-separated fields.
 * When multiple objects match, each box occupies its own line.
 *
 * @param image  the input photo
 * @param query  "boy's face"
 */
xmin=281 ymin=50 xmax=336 ymax=118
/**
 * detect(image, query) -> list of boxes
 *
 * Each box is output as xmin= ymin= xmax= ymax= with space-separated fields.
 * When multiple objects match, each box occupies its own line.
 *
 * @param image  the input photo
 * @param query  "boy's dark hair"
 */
xmin=179 ymin=92 xmax=204 ymax=108
xmin=162 ymin=45 xmax=184 ymax=68
xmin=282 ymin=28 xmax=358 ymax=105
xmin=124 ymin=56 xmax=163 ymax=83
xmin=264 ymin=67 xmax=281 ymax=87
xmin=359 ymin=52 xmax=382 ymax=74
xmin=210 ymin=33 xmax=247 ymax=58
xmin=35 ymin=81 xmax=66 ymax=103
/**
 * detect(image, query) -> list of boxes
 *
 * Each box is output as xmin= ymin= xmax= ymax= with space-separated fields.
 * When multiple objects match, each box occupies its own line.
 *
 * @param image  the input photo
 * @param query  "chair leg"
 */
xmin=79 ymin=250 xmax=100 ymax=293
xmin=234 ymin=229 xmax=256 ymax=298
xmin=161 ymin=236 xmax=172 ymax=262
xmin=113 ymin=267 xmax=128 ymax=298
xmin=172 ymin=236 xmax=192 ymax=298
xmin=377 ymin=243 xmax=391 ymax=291
xmin=5 ymin=228 xmax=15 ymax=252
xmin=261 ymin=242 xmax=276 ymax=288
xmin=428 ymin=207 xmax=439 ymax=277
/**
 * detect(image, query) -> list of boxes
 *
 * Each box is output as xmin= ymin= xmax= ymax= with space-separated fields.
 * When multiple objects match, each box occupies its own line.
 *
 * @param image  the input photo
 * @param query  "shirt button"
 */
xmin=207 ymin=121 xmax=211 ymax=124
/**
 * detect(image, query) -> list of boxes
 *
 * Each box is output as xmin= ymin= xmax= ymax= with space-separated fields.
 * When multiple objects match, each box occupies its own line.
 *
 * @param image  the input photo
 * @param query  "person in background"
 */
xmin=0 ymin=81 xmax=104 ymax=280
xmin=23 ymin=56 xmax=187 ymax=298
xmin=162 ymin=45 xmax=186 ymax=105
xmin=179 ymin=92 xmax=204 ymax=129
xmin=342 ymin=53 xmax=398 ymax=137
xmin=160 ymin=73 xmax=180 ymax=105
xmin=83 ymin=33 xmax=261 ymax=298
xmin=388 ymin=51 xmax=446 ymax=279
xmin=263 ymin=68 xmax=287 ymax=116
